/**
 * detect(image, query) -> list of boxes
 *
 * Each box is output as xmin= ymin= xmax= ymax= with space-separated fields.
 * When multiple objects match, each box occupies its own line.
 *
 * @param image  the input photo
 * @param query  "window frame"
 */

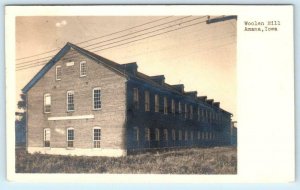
xmin=133 ymin=127 xmax=139 ymax=141
xmin=145 ymin=128 xmax=150 ymax=141
xmin=155 ymin=94 xmax=159 ymax=112
xmin=184 ymin=104 xmax=188 ymax=119
xmin=133 ymin=88 xmax=139 ymax=109
xmin=178 ymin=130 xmax=182 ymax=141
xmin=67 ymin=128 xmax=74 ymax=148
xmin=44 ymin=93 xmax=51 ymax=113
xmin=66 ymin=91 xmax=75 ymax=112
xmin=172 ymin=129 xmax=176 ymax=141
xmin=56 ymin=65 xmax=62 ymax=81
xmin=163 ymin=96 xmax=168 ymax=115
xmin=44 ymin=128 xmax=51 ymax=147
xmin=155 ymin=128 xmax=160 ymax=141
xmin=178 ymin=101 xmax=182 ymax=115
xmin=144 ymin=90 xmax=150 ymax=112
xmin=93 ymin=127 xmax=101 ymax=148
xmin=93 ymin=87 xmax=102 ymax=110
xmin=163 ymin=129 xmax=168 ymax=141
xmin=171 ymin=99 xmax=175 ymax=115
xmin=80 ymin=61 xmax=87 ymax=77
xmin=190 ymin=105 xmax=193 ymax=119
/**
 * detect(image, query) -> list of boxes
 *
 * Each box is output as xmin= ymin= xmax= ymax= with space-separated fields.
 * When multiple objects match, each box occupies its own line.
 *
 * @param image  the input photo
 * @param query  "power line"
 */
xmin=17 ymin=16 xmax=205 ymax=67
xmin=16 ymin=16 xmax=232 ymax=71
xmin=16 ymin=16 xmax=173 ymax=61
xmin=17 ymin=17 xmax=208 ymax=70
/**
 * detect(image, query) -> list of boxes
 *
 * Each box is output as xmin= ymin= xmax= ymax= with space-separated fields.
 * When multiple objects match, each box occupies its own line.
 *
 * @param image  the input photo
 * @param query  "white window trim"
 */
xmin=93 ymin=87 xmax=102 ymax=110
xmin=80 ymin=61 xmax=87 ymax=77
xmin=56 ymin=66 xmax=62 ymax=81
xmin=44 ymin=93 xmax=51 ymax=113
xmin=67 ymin=127 xmax=75 ymax=149
xmin=93 ymin=127 xmax=101 ymax=149
xmin=66 ymin=90 xmax=75 ymax=112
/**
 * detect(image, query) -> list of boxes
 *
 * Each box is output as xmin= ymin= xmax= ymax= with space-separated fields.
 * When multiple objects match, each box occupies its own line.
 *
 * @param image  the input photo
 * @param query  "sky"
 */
xmin=15 ymin=16 xmax=237 ymax=120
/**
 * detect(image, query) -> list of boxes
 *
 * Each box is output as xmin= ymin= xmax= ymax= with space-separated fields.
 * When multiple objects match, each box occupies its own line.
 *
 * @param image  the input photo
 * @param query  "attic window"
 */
xmin=66 ymin=61 xmax=74 ymax=67
xmin=56 ymin=66 xmax=62 ymax=80
xmin=80 ymin=61 xmax=87 ymax=77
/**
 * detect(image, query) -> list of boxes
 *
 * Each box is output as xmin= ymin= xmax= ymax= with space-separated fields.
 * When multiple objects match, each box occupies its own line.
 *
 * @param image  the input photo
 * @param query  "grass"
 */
xmin=16 ymin=146 xmax=237 ymax=174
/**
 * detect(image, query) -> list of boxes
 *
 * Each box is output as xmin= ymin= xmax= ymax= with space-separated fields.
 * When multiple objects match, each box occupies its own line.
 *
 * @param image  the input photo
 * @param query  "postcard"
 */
xmin=5 ymin=5 xmax=294 ymax=183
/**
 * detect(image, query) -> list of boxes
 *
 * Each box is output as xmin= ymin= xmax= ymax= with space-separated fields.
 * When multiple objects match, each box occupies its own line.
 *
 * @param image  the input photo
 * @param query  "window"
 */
xmin=202 ymin=132 xmax=205 ymax=140
xmin=197 ymin=107 xmax=200 ymax=121
xmin=178 ymin=102 xmax=182 ymax=115
xmin=163 ymin=129 xmax=168 ymax=141
xmin=163 ymin=97 xmax=168 ymax=115
xmin=93 ymin=128 xmax=101 ymax=148
xmin=44 ymin=93 xmax=51 ymax=113
xmin=56 ymin=66 xmax=62 ymax=80
xmin=171 ymin=99 xmax=175 ymax=115
xmin=190 ymin=131 xmax=194 ymax=141
xmin=197 ymin=131 xmax=200 ymax=140
xmin=178 ymin=130 xmax=182 ymax=141
xmin=155 ymin=94 xmax=159 ymax=112
xmin=145 ymin=91 xmax=150 ymax=111
xmin=93 ymin=88 xmax=101 ymax=110
xmin=184 ymin=104 xmax=188 ymax=119
xmin=80 ymin=61 xmax=87 ymax=77
xmin=145 ymin=128 xmax=150 ymax=141
xmin=67 ymin=91 xmax=74 ymax=111
xmin=190 ymin=105 xmax=193 ymax=119
xmin=44 ymin=128 xmax=50 ymax=147
xmin=133 ymin=127 xmax=139 ymax=141
xmin=185 ymin=130 xmax=188 ymax=141
xmin=155 ymin=128 xmax=160 ymax=141
xmin=133 ymin=88 xmax=139 ymax=109
xmin=172 ymin=129 xmax=176 ymax=141
xmin=67 ymin=128 xmax=74 ymax=148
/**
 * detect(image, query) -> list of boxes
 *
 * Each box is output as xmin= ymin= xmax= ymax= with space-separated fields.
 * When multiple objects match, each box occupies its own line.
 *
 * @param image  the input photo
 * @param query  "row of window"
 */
xmin=133 ymin=88 xmax=227 ymax=123
xmin=43 ymin=88 xmax=101 ymax=113
xmin=43 ymin=128 xmax=101 ymax=148
xmin=55 ymin=61 xmax=87 ymax=80
xmin=133 ymin=127 xmax=216 ymax=142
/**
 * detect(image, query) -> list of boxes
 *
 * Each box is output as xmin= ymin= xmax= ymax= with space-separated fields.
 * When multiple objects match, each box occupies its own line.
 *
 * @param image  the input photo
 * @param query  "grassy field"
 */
xmin=16 ymin=146 xmax=237 ymax=174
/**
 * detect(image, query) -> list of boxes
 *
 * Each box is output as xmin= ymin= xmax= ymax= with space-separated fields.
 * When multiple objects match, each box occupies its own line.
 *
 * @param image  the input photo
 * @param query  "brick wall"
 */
xmin=27 ymin=49 xmax=127 ymax=150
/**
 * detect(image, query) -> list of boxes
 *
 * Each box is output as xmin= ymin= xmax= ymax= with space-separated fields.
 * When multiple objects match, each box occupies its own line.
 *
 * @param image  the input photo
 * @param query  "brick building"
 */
xmin=22 ymin=42 xmax=233 ymax=157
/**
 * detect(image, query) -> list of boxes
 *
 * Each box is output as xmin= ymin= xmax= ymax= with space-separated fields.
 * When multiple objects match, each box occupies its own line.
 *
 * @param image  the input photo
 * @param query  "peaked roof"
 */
xmin=22 ymin=42 xmax=232 ymax=116
xmin=22 ymin=42 xmax=129 ymax=93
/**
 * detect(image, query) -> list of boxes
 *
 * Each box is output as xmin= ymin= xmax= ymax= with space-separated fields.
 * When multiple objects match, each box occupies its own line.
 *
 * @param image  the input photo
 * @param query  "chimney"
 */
xmin=121 ymin=62 xmax=138 ymax=75
xmin=185 ymin=91 xmax=197 ymax=99
xmin=171 ymin=84 xmax=184 ymax=93
xmin=150 ymin=75 xmax=165 ymax=85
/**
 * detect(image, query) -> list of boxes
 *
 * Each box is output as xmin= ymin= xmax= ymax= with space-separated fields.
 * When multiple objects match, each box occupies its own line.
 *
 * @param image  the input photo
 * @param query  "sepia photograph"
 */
xmin=14 ymin=15 xmax=237 ymax=174
xmin=5 ymin=5 xmax=294 ymax=184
